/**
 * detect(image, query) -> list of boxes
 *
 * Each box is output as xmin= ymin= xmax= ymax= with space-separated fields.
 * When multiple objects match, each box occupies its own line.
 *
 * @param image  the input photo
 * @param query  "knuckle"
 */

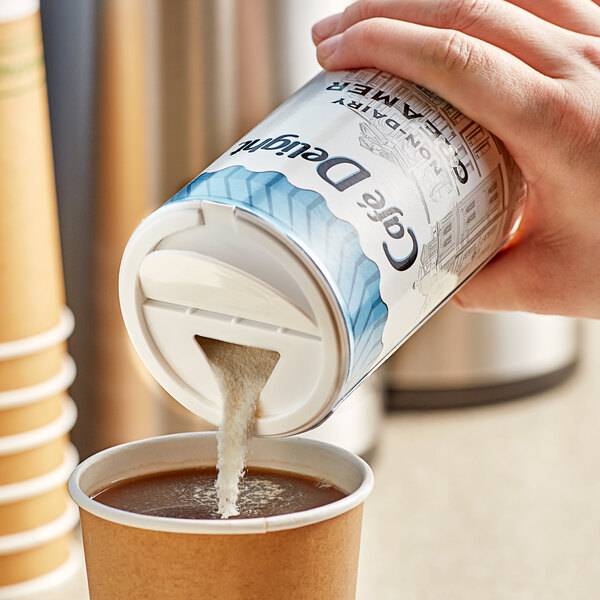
xmin=355 ymin=0 xmax=379 ymax=22
xmin=342 ymin=0 xmax=379 ymax=30
xmin=345 ymin=18 xmax=382 ymax=48
xmin=340 ymin=2 xmax=359 ymax=29
xmin=436 ymin=0 xmax=492 ymax=30
xmin=424 ymin=30 xmax=477 ymax=73
xmin=579 ymin=39 xmax=600 ymax=70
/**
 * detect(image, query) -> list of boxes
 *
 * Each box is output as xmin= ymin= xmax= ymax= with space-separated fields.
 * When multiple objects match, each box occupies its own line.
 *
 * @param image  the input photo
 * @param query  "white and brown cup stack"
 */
xmin=0 ymin=1 xmax=80 ymax=594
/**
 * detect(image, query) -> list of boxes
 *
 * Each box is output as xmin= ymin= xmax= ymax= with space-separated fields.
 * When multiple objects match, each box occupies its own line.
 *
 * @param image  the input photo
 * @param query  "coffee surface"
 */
xmin=92 ymin=467 xmax=346 ymax=520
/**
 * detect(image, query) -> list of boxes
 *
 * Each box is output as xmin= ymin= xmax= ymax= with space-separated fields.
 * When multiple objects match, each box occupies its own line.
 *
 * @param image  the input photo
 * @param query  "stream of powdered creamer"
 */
xmin=197 ymin=337 xmax=280 ymax=518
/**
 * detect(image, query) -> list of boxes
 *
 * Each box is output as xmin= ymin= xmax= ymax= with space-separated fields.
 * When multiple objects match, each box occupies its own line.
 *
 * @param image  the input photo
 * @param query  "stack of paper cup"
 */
xmin=0 ymin=1 xmax=82 ymax=595
xmin=0 ymin=324 xmax=80 ymax=596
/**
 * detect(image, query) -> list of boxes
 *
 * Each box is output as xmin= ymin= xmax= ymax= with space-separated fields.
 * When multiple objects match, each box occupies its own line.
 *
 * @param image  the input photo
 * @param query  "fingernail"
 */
xmin=312 ymin=13 xmax=342 ymax=44
xmin=317 ymin=34 xmax=342 ymax=63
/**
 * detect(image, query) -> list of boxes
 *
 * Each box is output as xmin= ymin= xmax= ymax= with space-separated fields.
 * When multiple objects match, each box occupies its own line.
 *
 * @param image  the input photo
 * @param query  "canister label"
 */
xmin=169 ymin=69 xmax=522 ymax=393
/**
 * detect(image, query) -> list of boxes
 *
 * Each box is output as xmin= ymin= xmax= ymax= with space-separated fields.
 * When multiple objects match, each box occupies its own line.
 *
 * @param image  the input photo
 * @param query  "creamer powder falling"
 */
xmin=196 ymin=336 xmax=279 ymax=518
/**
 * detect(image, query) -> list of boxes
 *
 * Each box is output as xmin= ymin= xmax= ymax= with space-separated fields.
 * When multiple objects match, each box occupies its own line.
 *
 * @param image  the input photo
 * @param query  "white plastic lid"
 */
xmin=120 ymin=200 xmax=348 ymax=436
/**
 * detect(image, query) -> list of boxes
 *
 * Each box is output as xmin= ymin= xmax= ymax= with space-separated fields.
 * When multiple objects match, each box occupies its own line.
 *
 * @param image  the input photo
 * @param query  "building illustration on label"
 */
xmin=325 ymin=69 xmax=512 ymax=315
xmin=414 ymin=167 xmax=505 ymax=314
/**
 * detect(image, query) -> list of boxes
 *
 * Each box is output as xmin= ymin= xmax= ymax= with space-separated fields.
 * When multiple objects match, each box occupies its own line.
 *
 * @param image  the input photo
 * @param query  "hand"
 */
xmin=312 ymin=0 xmax=600 ymax=319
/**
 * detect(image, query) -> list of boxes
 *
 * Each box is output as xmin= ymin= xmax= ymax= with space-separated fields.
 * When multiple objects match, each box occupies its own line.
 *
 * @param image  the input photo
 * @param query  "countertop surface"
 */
xmin=44 ymin=320 xmax=600 ymax=599
xmin=358 ymin=319 xmax=600 ymax=599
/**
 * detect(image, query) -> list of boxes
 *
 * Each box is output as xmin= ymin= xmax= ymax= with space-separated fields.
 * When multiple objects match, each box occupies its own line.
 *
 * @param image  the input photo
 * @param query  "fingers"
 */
xmin=312 ymin=12 xmax=343 ymax=45
xmin=451 ymin=239 xmax=566 ymax=315
xmin=505 ymin=0 xmax=600 ymax=37
xmin=315 ymin=17 xmax=559 ymax=144
xmin=313 ymin=0 xmax=578 ymax=77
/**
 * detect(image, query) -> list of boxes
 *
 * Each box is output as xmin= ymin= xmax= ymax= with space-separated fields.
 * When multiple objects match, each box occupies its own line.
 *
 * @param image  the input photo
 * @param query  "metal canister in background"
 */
xmin=386 ymin=304 xmax=580 ymax=409
xmin=119 ymin=68 xmax=525 ymax=437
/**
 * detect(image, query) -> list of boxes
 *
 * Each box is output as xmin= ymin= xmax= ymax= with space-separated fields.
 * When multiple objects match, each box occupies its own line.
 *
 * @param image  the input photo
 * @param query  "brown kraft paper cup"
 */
xmin=0 ymin=444 xmax=77 ymax=535
xmin=0 ymin=344 xmax=64 ymax=392
xmin=0 ymin=396 xmax=76 ymax=484
xmin=69 ymin=432 xmax=374 ymax=600
xmin=0 ymin=485 xmax=66 ymax=536
xmin=0 ymin=446 xmax=79 ymax=536
xmin=0 ymin=10 xmax=65 ymax=343
xmin=0 ymin=534 xmax=70 ymax=586
xmin=0 ymin=391 xmax=65 ymax=436
xmin=0 ymin=436 xmax=67 ymax=485
xmin=0 ymin=502 xmax=79 ymax=586
xmin=0 ymin=311 xmax=74 ymax=392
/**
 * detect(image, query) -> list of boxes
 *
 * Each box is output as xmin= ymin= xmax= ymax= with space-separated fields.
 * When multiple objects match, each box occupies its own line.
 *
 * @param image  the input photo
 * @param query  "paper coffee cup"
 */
xmin=0 ymin=308 xmax=74 ymax=362
xmin=0 ymin=355 xmax=75 ymax=434
xmin=0 ymin=391 xmax=65 ymax=436
xmin=69 ymin=432 xmax=373 ymax=600
xmin=0 ymin=539 xmax=83 ymax=600
xmin=0 ymin=502 xmax=78 ymax=586
xmin=0 ymin=308 xmax=74 ymax=392
xmin=0 ymin=8 xmax=65 ymax=343
xmin=0 ymin=355 xmax=75 ymax=406
xmin=0 ymin=444 xmax=77 ymax=535
xmin=0 ymin=344 xmax=64 ymax=392
xmin=0 ymin=398 xmax=76 ymax=484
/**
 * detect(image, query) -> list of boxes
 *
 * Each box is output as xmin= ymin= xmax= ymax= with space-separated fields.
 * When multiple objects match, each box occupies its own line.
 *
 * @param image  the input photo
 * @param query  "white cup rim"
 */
xmin=69 ymin=432 xmax=374 ymax=535
xmin=0 ymin=444 xmax=78 ymax=504
xmin=0 ymin=539 xmax=83 ymax=599
xmin=0 ymin=307 xmax=74 ymax=360
xmin=0 ymin=502 xmax=78 ymax=555
xmin=0 ymin=397 xmax=77 ymax=455
xmin=0 ymin=355 xmax=76 ymax=409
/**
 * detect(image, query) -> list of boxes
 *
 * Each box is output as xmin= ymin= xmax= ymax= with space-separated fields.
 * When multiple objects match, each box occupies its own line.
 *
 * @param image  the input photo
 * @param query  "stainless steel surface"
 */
xmin=388 ymin=303 xmax=580 ymax=406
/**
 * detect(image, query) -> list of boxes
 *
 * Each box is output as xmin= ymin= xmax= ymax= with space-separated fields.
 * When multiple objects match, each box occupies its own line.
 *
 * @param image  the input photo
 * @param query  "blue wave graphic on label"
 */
xmin=168 ymin=165 xmax=388 ymax=389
